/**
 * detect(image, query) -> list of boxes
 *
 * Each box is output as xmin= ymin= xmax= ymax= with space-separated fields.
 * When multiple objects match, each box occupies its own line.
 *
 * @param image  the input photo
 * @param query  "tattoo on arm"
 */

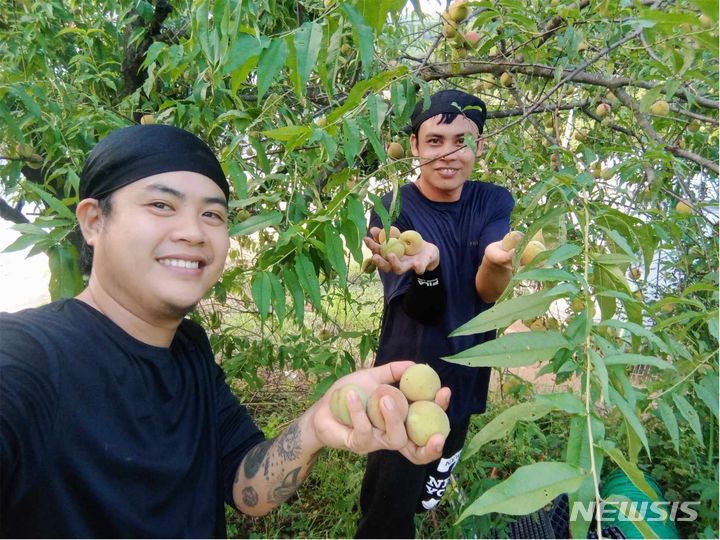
xmin=276 ymin=421 xmax=302 ymax=461
xmin=242 ymin=439 xmax=272 ymax=479
xmin=267 ymin=467 xmax=302 ymax=504
xmin=242 ymin=486 xmax=259 ymax=507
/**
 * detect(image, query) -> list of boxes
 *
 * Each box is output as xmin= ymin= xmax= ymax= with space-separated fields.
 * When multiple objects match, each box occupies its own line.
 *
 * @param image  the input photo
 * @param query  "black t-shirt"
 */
xmin=370 ymin=181 xmax=514 ymax=422
xmin=0 ymin=299 xmax=264 ymax=538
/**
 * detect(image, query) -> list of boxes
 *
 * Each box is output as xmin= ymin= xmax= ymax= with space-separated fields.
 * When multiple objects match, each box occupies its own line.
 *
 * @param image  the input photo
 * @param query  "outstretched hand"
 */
xmin=364 ymin=227 xmax=440 ymax=276
xmin=483 ymin=240 xmax=514 ymax=270
xmin=308 ymin=361 xmax=451 ymax=465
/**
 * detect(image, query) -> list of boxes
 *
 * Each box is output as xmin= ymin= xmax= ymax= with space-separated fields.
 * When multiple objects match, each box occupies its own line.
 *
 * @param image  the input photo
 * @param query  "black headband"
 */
xmin=409 ymin=89 xmax=487 ymax=135
xmin=79 ymin=124 xmax=229 ymax=201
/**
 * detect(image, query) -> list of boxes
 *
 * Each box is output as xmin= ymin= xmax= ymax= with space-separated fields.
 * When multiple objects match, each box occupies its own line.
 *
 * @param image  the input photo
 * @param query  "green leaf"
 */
xmin=222 ymin=34 xmax=261 ymax=74
xmin=694 ymin=374 xmax=719 ymax=418
xmin=536 ymin=392 xmax=586 ymax=415
xmin=229 ymin=211 xmax=282 ymax=236
xmin=601 ymin=320 xmax=671 ymax=354
xmin=672 ymin=393 xmax=704 ymax=447
xmin=326 ymin=67 xmax=406 ymax=124
xmin=48 ymin=243 xmax=83 ymax=301
xmin=341 ymin=4 xmax=374 ymax=77
xmin=261 ymin=125 xmax=312 ymax=143
xmin=295 ymin=252 xmax=322 ymax=311
xmin=603 ymin=495 xmax=661 ymax=539
xmin=323 ymin=223 xmax=347 ymax=288
xmin=602 ymin=353 xmax=675 ymax=370
xmin=512 ymin=268 xmax=578 ymax=282
xmin=464 ymin=402 xmax=555 ymax=459
xmin=598 ymin=442 xmax=659 ymax=502
xmin=450 ymin=290 xmax=564 ymax=336
xmin=443 ymin=331 xmax=570 ymax=368
xmin=251 ymin=271 xmax=272 ymax=321
xmin=283 ymin=266 xmax=305 ymax=325
xmin=267 ymin=271 xmax=286 ymax=326
xmin=567 ymin=415 xmax=605 ymax=539
xmin=25 ymin=183 xmax=75 ymax=221
xmin=609 ymin=386 xmax=650 ymax=458
xmin=257 ymin=38 xmax=288 ymax=99
xmin=656 ymin=400 xmax=680 ymax=453
xmin=341 ymin=119 xmax=361 ymax=165
xmin=293 ymin=22 xmax=323 ymax=92
xmin=457 ymin=462 xmax=588 ymax=521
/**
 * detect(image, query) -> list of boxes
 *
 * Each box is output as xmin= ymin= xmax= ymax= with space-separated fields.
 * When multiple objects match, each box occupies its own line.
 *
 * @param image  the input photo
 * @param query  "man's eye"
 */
xmin=204 ymin=211 xmax=225 ymax=221
xmin=152 ymin=202 xmax=171 ymax=210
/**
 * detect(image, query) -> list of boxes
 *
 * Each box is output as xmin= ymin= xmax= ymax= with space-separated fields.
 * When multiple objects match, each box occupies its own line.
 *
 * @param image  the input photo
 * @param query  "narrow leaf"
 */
xmin=609 ymin=386 xmax=650 ymax=458
xmin=450 ymin=290 xmax=562 ymax=336
xmin=443 ymin=331 xmax=569 ymax=368
xmin=464 ymin=402 xmax=555 ymax=459
xmin=251 ymin=271 xmax=272 ymax=321
xmin=457 ymin=462 xmax=587 ymax=521
xmin=672 ymin=394 xmax=704 ymax=446
xmin=257 ymin=38 xmax=289 ymax=98
xmin=229 ymin=211 xmax=282 ymax=236
xmin=603 ymin=353 xmax=675 ymax=370
xmin=656 ymin=400 xmax=680 ymax=453
xmin=599 ymin=443 xmax=659 ymax=501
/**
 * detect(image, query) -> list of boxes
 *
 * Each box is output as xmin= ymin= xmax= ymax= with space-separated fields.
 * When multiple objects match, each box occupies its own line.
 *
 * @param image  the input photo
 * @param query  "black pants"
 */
xmin=356 ymin=417 xmax=470 ymax=539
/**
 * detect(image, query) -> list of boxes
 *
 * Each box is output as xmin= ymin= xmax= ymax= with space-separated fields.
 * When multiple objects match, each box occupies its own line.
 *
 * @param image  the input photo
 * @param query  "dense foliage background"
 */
xmin=1 ymin=0 xmax=717 ymax=537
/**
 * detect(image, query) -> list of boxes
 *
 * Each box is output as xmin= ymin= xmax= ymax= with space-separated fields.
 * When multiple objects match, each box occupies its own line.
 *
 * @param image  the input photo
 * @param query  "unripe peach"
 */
xmin=367 ymin=385 xmax=409 ymax=431
xmin=675 ymin=201 xmax=692 ymax=214
xmin=399 ymin=230 xmax=424 ymax=256
xmin=500 ymin=71 xmax=513 ymax=87
xmin=400 ymin=364 xmax=441 ymax=402
xmin=387 ymin=142 xmax=405 ymax=160
xmin=140 ymin=114 xmax=155 ymax=125
xmin=501 ymin=230 xmax=524 ymax=251
xmin=595 ymin=103 xmax=611 ymax=117
xmin=406 ymin=401 xmax=450 ymax=446
xmin=330 ymin=384 xmax=368 ymax=426
xmin=380 ymin=237 xmax=405 ymax=258
xmin=378 ymin=226 xmax=401 ymax=244
xmin=520 ymin=240 xmax=546 ymax=265
xmin=650 ymin=100 xmax=670 ymax=116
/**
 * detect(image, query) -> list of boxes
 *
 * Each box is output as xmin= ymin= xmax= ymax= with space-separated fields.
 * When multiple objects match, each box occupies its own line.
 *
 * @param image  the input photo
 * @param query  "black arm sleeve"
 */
xmin=401 ymin=266 xmax=447 ymax=326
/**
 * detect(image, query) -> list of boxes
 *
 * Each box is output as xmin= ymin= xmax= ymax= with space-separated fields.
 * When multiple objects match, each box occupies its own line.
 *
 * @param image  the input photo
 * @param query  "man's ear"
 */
xmin=475 ymin=137 xmax=485 ymax=157
xmin=410 ymin=133 xmax=419 ymax=158
xmin=76 ymin=199 xmax=103 ymax=247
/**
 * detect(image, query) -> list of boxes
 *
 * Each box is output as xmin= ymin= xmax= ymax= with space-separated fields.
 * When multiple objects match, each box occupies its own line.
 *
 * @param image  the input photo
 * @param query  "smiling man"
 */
xmin=0 ymin=124 xmax=449 ymax=538
xmin=357 ymin=90 xmax=515 ymax=538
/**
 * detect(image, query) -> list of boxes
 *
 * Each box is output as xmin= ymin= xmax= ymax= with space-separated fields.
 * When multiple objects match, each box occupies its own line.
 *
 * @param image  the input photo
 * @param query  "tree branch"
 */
xmin=0 ymin=198 xmax=29 ymax=224
xmin=121 ymin=0 xmax=173 ymax=95
xmin=613 ymin=87 xmax=719 ymax=175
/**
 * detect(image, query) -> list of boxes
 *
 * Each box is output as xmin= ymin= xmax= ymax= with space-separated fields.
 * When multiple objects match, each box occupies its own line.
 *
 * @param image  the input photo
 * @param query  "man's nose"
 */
xmin=170 ymin=213 xmax=206 ymax=244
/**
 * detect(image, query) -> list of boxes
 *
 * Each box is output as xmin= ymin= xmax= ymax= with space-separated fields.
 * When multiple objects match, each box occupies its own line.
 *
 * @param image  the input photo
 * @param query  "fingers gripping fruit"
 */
xmin=329 ymin=384 xmax=368 ymax=426
xmin=405 ymin=401 xmax=451 ymax=446
xmin=399 ymin=364 xmax=441 ymax=402
xmin=366 ymin=384 xmax=410 ymax=431
xmin=380 ymin=237 xmax=406 ymax=258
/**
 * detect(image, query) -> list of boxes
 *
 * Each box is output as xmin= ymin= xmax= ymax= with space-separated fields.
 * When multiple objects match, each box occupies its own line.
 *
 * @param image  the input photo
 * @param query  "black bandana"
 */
xmin=409 ymin=89 xmax=487 ymax=135
xmin=79 ymin=124 xmax=229 ymax=201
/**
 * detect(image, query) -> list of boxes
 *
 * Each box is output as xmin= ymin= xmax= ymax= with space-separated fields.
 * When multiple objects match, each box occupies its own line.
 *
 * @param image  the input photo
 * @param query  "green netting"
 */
xmin=599 ymin=468 xmax=680 ymax=539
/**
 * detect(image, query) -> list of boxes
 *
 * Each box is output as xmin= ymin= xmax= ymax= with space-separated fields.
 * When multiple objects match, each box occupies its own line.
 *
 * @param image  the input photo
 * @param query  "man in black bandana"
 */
xmin=0 ymin=124 xmax=450 ymax=537
xmin=356 ymin=89 xmax=515 ymax=538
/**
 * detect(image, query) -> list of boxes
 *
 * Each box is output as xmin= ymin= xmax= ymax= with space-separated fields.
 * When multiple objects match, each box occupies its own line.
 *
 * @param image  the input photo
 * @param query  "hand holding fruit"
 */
xmin=364 ymin=227 xmax=440 ymax=275
xmin=311 ymin=361 xmax=451 ymax=465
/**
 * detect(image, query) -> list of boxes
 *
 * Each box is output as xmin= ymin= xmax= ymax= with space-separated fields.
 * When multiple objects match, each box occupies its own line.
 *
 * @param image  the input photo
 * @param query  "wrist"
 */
xmin=299 ymin=404 xmax=325 ymax=456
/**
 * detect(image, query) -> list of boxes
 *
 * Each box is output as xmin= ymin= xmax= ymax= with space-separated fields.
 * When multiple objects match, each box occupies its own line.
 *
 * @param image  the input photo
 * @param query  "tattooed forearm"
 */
xmin=242 ymin=486 xmax=259 ymax=507
xmin=233 ymin=415 xmax=323 ymax=515
xmin=276 ymin=421 xmax=302 ymax=460
xmin=267 ymin=466 xmax=302 ymax=504
xmin=243 ymin=439 xmax=272 ymax=479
